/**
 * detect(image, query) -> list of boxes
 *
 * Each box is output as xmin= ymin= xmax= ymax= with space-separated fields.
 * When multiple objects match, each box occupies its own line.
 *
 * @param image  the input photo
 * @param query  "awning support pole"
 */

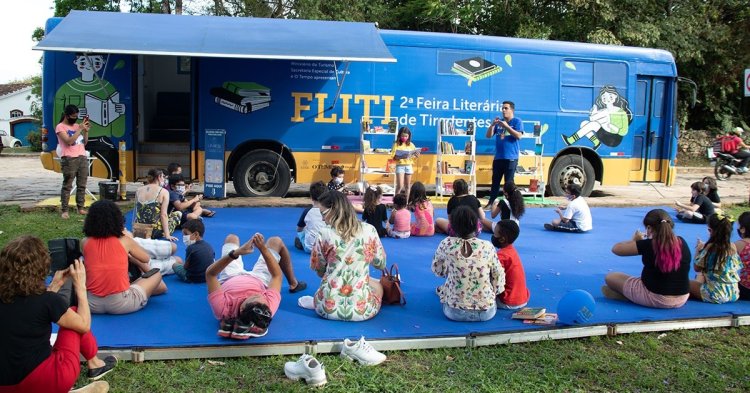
xmin=328 ymin=61 xmax=350 ymax=110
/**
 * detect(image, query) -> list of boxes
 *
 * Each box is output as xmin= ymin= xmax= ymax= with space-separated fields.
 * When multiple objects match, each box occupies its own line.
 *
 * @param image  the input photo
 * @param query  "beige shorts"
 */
xmin=622 ymin=277 xmax=689 ymax=309
xmin=88 ymin=285 xmax=149 ymax=315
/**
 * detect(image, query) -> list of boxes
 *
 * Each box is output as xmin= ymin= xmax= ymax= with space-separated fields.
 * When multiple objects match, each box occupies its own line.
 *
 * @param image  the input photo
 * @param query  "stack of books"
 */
xmin=511 ymin=307 xmax=558 ymax=326
xmin=440 ymin=142 xmax=456 ymax=155
xmin=451 ymin=57 xmax=501 ymax=85
xmin=210 ymin=81 xmax=271 ymax=114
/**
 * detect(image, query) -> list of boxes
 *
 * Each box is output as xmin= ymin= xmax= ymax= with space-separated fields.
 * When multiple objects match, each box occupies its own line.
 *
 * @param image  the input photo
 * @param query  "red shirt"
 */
xmin=496 ymin=244 xmax=530 ymax=307
xmin=83 ymin=237 xmax=130 ymax=296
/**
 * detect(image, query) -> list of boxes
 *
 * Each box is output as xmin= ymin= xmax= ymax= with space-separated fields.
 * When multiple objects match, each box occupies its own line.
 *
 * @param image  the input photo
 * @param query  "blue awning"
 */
xmin=34 ymin=11 xmax=395 ymax=63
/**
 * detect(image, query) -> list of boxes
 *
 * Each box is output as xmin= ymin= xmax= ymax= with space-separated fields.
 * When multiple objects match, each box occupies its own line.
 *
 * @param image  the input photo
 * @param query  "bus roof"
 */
xmin=381 ymin=30 xmax=677 ymax=76
xmin=34 ymin=11 xmax=395 ymax=63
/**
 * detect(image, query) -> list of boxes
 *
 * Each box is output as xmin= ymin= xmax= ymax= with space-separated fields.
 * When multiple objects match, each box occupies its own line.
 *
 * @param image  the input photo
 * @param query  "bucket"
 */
xmin=529 ymin=179 xmax=539 ymax=192
xmin=99 ymin=181 xmax=119 ymax=201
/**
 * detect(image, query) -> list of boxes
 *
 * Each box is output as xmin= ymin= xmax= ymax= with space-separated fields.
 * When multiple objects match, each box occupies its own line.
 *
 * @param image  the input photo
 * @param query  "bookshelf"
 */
xmin=359 ymin=116 xmax=399 ymax=195
xmin=516 ymin=123 xmax=545 ymax=199
xmin=435 ymin=119 xmax=476 ymax=198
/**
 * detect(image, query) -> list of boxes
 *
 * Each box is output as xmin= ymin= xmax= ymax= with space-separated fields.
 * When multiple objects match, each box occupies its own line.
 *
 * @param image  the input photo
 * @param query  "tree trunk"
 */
xmin=161 ymin=0 xmax=171 ymax=14
xmin=176 ymin=0 xmax=182 ymax=14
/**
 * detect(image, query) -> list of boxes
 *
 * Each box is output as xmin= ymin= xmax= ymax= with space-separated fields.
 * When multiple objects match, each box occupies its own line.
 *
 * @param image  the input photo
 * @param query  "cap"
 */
xmin=733 ymin=126 xmax=744 ymax=135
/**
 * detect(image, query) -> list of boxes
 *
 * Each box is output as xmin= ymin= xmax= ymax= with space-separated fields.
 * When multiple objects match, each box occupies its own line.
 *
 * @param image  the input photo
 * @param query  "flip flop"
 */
xmin=202 ymin=210 xmax=216 ymax=218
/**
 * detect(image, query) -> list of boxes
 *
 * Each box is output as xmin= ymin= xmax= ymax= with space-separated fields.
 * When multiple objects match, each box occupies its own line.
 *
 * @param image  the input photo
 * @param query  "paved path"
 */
xmin=1 ymin=154 xmax=747 ymax=208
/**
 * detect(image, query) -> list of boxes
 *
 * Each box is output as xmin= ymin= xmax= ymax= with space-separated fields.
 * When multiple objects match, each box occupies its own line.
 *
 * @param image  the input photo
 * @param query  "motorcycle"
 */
xmin=714 ymin=151 xmax=747 ymax=180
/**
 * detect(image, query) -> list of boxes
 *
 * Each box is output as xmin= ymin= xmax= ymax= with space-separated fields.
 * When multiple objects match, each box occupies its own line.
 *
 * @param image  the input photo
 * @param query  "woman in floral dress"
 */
xmin=432 ymin=205 xmax=505 ymax=321
xmin=311 ymin=191 xmax=387 ymax=321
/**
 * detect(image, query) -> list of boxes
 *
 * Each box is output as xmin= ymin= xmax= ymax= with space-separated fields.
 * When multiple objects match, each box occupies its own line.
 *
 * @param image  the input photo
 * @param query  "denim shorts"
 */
xmin=442 ymin=303 xmax=497 ymax=322
xmin=395 ymin=165 xmax=413 ymax=174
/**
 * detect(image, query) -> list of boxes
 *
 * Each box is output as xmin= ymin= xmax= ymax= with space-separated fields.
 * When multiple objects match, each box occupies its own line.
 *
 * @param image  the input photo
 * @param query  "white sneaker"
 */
xmin=340 ymin=336 xmax=386 ymax=366
xmin=284 ymin=354 xmax=327 ymax=387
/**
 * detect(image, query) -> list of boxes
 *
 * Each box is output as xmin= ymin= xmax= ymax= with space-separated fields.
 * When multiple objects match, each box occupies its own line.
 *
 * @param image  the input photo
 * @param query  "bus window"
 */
xmin=560 ymin=60 xmax=627 ymax=112
xmin=635 ymin=80 xmax=648 ymax=116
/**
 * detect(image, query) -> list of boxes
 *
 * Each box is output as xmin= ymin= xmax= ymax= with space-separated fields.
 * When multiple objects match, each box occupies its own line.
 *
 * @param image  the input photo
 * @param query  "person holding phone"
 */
xmin=56 ymin=104 xmax=91 ymax=219
xmin=484 ymin=101 xmax=523 ymax=209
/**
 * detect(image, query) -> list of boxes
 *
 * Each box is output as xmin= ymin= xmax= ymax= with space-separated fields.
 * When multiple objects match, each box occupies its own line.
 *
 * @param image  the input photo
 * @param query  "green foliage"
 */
xmin=25 ymin=131 xmax=43 ymax=152
xmin=54 ymin=0 xmax=121 ymax=16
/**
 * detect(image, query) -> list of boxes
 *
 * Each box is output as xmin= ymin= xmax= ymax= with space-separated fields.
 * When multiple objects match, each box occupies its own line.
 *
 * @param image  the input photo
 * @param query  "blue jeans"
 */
xmin=442 ymin=303 xmax=497 ymax=322
xmin=488 ymin=159 xmax=518 ymax=205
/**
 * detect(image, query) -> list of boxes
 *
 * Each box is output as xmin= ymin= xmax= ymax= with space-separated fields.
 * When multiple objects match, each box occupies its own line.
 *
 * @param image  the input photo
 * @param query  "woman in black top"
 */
xmin=361 ymin=185 xmax=389 ymax=237
xmin=674 ymin=181 xmax=715 ymax=224
xmin=435 ymin=179 xmax=485 ymax=235
xmin=0 ymin=236 xmax=116 ymax=393
xmin=701 ymin=176 xmax=721 ymax=209
xmin=602 ymin=209 xmax=691 ymax=308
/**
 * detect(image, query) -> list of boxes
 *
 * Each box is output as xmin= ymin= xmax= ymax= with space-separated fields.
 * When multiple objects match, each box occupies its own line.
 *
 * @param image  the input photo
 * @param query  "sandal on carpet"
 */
xmin=289 ymin=281 xmax=307 ymax=293
xmin=202 ymin=210 xmax=216 ymax=218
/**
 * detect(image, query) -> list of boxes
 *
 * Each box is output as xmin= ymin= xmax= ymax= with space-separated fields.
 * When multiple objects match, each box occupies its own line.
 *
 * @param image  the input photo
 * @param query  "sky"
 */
xmin=0 ymin=0 xmax=55 ymax=83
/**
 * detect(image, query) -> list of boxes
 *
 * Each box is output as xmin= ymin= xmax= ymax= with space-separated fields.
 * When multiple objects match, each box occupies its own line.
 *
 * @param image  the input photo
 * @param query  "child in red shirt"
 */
xmin=491 ymin=220 xmax=530 ymax=309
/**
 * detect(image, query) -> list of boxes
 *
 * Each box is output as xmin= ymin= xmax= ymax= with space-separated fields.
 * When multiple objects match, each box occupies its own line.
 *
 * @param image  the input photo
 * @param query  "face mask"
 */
xmin=66 ymin=116 xmax=77 ymax=125
xmin=400 ymin=137 xmax=408 ymax=143
xmin=176 ymin=185 xmax=186 ymax=194
xmin=333 ymin=177 xmax=343 ymax=185
xmin=491 ymin=235 xmax=503 ymax=249
xmin=183 ymin=234 xmax=195 ymax=247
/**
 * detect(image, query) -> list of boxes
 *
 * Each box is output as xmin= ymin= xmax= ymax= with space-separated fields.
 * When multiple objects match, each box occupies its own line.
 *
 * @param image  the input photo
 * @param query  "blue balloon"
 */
xmin=557 ymin=289 xmax=596 ymax=325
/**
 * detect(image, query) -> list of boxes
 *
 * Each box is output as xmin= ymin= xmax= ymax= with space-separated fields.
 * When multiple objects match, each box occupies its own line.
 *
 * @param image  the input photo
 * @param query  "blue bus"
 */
xmin=36 ymin=11 xmax=681 ymax=197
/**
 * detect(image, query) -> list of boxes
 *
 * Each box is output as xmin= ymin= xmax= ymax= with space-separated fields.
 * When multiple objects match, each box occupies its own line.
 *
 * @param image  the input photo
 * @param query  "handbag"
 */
xmin=132 ymin=222 xmax=154 ymax=239
xmin=48 ymin=238 xmax=82 ymax=275
xmin=380 ymin=264 xmax=406 ymax=306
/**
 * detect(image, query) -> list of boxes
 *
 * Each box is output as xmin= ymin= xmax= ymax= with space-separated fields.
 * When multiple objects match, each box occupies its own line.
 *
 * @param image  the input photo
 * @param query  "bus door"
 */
xmin=629 ymin=76 xmax=668 ymax=182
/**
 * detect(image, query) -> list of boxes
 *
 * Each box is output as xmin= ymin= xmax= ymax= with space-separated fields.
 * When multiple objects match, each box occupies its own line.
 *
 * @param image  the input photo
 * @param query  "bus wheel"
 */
xmin=548 ymin=154 xmax=595 ymax=197
xmin=232 ymin=150 xmax=291 ymax=197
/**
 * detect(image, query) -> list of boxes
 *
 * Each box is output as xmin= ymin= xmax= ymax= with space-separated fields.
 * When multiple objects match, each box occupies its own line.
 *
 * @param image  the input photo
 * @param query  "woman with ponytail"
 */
xmin=481 ymin=181 xmax=525 ymax=232
xmin=689 ymin=213 xmax=742 ymax=303
xmin=602 ymin=209 xmax=691 ymax=308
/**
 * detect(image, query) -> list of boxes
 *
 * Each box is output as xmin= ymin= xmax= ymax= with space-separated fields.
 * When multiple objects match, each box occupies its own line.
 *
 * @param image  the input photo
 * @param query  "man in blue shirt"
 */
xmin=485 ymin=101 xmax=523 ymax=209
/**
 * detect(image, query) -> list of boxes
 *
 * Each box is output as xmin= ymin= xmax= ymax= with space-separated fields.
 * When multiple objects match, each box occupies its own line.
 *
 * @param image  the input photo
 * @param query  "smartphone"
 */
xmin=141 ymin=268 xmax=160 ymax=279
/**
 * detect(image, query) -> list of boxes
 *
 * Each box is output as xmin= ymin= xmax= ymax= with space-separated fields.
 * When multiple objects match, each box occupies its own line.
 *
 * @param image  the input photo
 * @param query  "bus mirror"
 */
xmin=678 ymin=77 xmax=697 ymax=108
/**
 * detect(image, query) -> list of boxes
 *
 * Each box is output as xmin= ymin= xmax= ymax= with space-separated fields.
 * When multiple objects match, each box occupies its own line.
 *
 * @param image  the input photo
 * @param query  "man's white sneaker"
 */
xmin=340 ymin=336 xmax=386 ymax=366
xmin=284 ymin=354 xmax=327 ymax=387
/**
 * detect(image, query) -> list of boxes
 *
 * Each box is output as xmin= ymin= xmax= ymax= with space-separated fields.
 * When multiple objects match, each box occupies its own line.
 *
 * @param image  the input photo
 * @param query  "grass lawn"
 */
xmin=1 ymin=204 xmax=749 ymax=392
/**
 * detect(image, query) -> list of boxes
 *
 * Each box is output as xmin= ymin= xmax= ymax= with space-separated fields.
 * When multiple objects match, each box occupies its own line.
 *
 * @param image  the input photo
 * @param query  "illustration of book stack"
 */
xmin=210 ymin=81 xmax=271 ymax=114
xmin=451 ymin=57 xmax=501 ymax=86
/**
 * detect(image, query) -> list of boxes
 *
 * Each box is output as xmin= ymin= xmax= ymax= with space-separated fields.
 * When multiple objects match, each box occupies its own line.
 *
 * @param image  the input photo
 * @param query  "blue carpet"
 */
xmin=88 ymin=206 xmax=750 ymax=348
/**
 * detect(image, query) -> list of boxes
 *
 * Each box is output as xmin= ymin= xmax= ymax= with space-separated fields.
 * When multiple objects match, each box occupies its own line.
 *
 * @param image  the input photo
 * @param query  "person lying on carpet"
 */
xmin=492 ymin=220 xmax=529 ymax=310
xmin=0 ymin=236 xmax=117 ymax=393
xmin=311 ymin=191 xmax=386 ymax=322
xmin=205 ymin=233 xmax=282 ymax=339
xmin=689 ymin=213 xmax=742 ymax=304
xmin=217 ymin=233 xmax=306 ymax=293
xmin=481 ymin=181 xmax=525 ymax=233
xmin=674 ymin=181 xmax=715 ymax=224
xmin=435 ymin=179 xmax=484 ymax=236
xmin=544 ymin=183 xmax=592 ymax=233
xmin=408 ymin=181 xmax=435 ymax=236
xmin=123 ymin=228 xmax=182 ymax=276
xmin=735 ymin=212 xmax=750 ymax=300
xmin=433 ymin=205 xmax=505 ymax=322
xmin=602 ymin=209 xmax=691 ymax=308
xmin=82 ymin=200 xmax=168 ymax=315
xmin=167 ymin=174 xmax=215 ymax=225
xmin=362 ymin=185 xmax=389 ymax=238
xmin=295 ymin=181 xmax=328 ymax=253
xmin=172 ymin=219 xmax=214 ymax=284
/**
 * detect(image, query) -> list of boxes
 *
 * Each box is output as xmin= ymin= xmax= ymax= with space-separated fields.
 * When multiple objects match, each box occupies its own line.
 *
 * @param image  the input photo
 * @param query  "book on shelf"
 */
xmin=440 ymin=142 xmax=455 ymax=155
xmin=464 ymin=160 xmax=474 ymax=174
xmin=464 ymin=141 xmax=472 ymax=155
xmin=361 ymin=140 xmax=371 ymax=152
xmin=511 ymin=307 xmax=546 ymax=320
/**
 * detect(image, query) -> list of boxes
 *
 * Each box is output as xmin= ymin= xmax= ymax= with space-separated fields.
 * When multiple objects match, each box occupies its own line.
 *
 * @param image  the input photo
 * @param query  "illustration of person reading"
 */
xmin=562 ymin=85 xmax=632 ymax=151
xmin=54 ymin=54 xmax=126 ymax=138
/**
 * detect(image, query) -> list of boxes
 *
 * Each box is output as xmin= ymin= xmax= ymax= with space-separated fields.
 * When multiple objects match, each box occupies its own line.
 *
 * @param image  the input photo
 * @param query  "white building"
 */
xmin=0 ymin=83 xmax=38 ymax=147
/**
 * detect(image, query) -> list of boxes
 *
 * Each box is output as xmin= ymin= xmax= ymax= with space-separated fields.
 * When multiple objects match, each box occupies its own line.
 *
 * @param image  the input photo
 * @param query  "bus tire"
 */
xmin=548 ymin=154 xmax=595 ymax=197
xmin=232 ymin=150 xmax=291 ymax=197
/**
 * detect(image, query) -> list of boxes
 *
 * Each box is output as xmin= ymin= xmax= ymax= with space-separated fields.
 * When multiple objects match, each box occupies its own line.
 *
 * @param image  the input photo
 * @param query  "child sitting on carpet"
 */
xmin=602 ymin=209 xmax=691 ymax=308
xmin=689 ymin=213 xmax=742 ymax=303
xmin=362 ymin=185 xmax=389 ymax=237
xmin=326 ymin=166 xmax=363 ymax=213
xmin=492 ymin=220 xmax=529 ymax=309
xmin=167 ymin=174 xmax=215 ymax=225
xmin=408 ymin=182 xmax=434 ymax=236
xmin=388 ymin=192 xmax=411 ymax=239
xmin=173 ymin=219 xmax=215 ymax=283
xmin=295 ymin=181 xmax=328 ymax=252
xmin=736 ymin=212 xmax=750 ymax=300
xmin=702 ymin=177 xmax=721 ymax=210
xmin=544 ymin=183 xmax=592 ymax=233
xmin=435 ymin=179 xmax=484 ymax=235
xmin=432 ymin=205 xmax=505 ymax=322
xmin=482 ymin=181 xmax=525 ymax=233
xmin=206 ymin=233 xmax=282 ymax=339
xmin=674 ymin=181 xmax=715 ymax=224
